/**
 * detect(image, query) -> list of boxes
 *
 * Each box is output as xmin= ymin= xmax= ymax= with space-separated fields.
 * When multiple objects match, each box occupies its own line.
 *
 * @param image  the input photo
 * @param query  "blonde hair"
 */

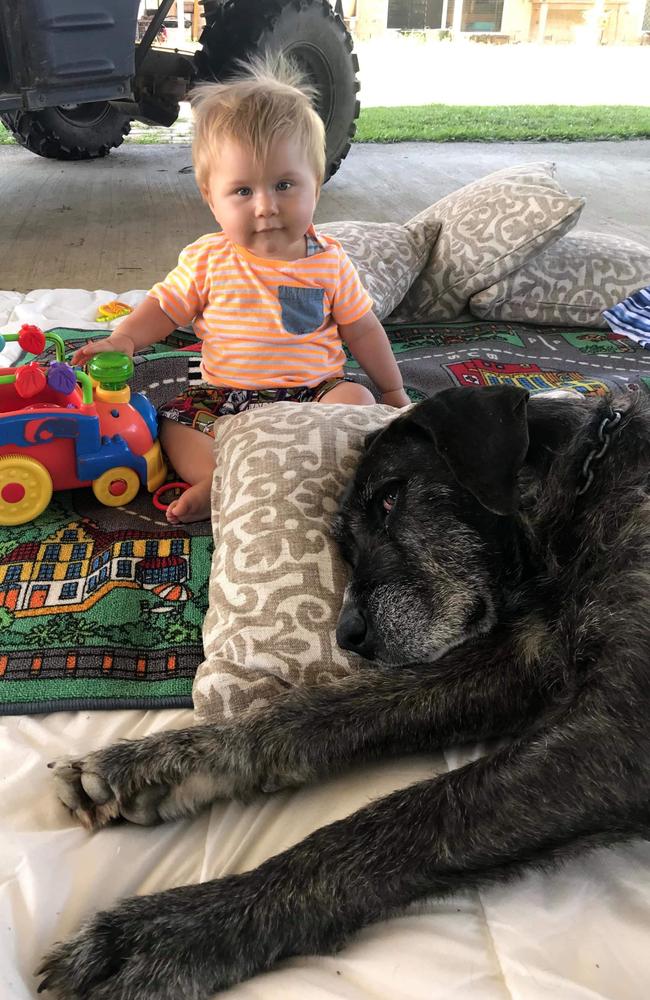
xmin=190 ymin=53 xmax=326 ymax=195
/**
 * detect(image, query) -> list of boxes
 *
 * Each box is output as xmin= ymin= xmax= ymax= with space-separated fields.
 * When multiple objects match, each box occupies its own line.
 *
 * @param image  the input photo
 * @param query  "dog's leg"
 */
xmin=38 ymin=703 xmax=640 ymax=1000
xmin=51 ymin=634 xmax=545 ymax=830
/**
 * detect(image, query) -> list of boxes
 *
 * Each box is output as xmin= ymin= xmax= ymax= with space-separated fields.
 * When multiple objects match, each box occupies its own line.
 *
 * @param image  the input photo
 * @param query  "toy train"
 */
xmin=0 ymin=325 xmax=166 ymax=525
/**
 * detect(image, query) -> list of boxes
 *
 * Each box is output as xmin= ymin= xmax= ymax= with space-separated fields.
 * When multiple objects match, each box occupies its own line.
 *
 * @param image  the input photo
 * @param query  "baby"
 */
xmin=72 ymin=57 xmax=409 ymax=523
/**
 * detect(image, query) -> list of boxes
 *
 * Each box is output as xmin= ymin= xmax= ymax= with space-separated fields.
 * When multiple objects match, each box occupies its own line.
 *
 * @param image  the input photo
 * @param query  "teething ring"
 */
xmin=152 ymin=481 xmax=191 ymax=511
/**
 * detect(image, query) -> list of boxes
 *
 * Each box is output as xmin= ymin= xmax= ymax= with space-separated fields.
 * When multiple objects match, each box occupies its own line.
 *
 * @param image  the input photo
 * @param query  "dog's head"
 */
xmin=333 ymin=385 xmax=530 ymax=666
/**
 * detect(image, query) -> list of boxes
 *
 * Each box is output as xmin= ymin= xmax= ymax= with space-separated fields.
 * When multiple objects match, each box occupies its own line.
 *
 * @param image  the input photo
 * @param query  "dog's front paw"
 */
xmin=49 ymin=755 xmax=121 ymax=830
xmin=36 ymin=881 xmax=270 ymax=1000
xmin=36 ymin=899 xmax=193 ymax=999
xmin=49 ymin=751 xmax=170 ymax=830
xmin=36 ymin=908 xmax=125 ymax=999
xmin=49 ymin=731 xmax=231 ymax=830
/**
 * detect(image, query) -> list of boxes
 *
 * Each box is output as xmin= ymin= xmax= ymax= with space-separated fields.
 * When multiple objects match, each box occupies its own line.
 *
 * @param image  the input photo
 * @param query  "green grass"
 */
xmin=354 ymin=104 xmax=650 ymax=142
xmin=2 ymin=104 xmax=650 ymax=146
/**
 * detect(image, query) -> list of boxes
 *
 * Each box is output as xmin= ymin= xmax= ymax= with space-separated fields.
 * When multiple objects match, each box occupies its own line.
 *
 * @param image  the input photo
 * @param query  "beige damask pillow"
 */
xmin=388 ymin=162 xmax=585 ymax=323
xmin=469 ymin=230 xmax=650 ymax=328
xmin=316 ymin=219 xmax=441 ymax=320
xmin=193 ymin=402 xmax=399 ymax=725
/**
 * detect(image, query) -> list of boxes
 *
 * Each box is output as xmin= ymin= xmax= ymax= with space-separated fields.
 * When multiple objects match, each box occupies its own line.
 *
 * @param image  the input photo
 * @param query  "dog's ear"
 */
xmin=408 ymin=386 xmax=530 ymax=515
xmin=364 ymin=428 xmax=383 ymax=450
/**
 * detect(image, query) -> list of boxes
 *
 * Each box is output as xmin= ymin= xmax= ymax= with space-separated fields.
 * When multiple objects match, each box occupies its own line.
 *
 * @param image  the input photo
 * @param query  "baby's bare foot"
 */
xmin=166 ymin=478 xmax=212 ymax=524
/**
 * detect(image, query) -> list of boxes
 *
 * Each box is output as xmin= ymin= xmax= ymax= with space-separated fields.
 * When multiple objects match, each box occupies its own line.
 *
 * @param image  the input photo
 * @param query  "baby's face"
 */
xmin=202 ymin=135 xmax=320 ymax=260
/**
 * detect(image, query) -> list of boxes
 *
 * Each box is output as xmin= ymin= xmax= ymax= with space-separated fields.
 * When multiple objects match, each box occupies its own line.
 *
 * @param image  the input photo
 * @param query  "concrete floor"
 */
xmin=1 ymin=139 xmax=649 ymax=292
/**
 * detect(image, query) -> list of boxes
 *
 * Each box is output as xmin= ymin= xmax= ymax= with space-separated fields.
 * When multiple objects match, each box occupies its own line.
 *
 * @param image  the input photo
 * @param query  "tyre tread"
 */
xmin=0 ymin=108 xmax=132 ymax=161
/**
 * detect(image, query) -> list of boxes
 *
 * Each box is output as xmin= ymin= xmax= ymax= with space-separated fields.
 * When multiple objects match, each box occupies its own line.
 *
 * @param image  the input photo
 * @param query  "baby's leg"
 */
xmin=319 ymin=381 xmax=375 ymax=405
xmin=158 ymin=419 xmax=215 ymax=524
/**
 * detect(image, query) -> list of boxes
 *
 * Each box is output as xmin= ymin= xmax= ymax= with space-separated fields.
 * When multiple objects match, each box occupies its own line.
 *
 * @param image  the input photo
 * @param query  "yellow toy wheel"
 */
xmin=92 ymin=466 xmax=141 ymax=507
xmin=0 ymin=455 xmax=53 ymax=526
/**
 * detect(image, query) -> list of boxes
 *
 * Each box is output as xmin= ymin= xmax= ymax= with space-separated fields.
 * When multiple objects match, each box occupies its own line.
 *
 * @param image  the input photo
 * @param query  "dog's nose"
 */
xmin=336 ymin=606 xmax=373 ymax=658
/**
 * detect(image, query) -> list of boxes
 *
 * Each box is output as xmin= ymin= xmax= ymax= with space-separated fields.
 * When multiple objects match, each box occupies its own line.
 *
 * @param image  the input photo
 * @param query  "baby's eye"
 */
xmin=235 ymin=187 xmax=252 ymax=197
xmin=276 ymin=181 xmax=292 ymax=191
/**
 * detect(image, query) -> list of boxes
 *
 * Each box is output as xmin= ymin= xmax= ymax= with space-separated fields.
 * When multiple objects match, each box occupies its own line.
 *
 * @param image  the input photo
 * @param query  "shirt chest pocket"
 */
xmin=278 ymin=286 xmax=325 ymax=335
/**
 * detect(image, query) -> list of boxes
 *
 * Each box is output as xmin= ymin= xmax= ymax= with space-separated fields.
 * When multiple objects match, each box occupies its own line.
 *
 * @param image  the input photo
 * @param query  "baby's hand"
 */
xmin=71 ymin=331 xmax=135 ymax=367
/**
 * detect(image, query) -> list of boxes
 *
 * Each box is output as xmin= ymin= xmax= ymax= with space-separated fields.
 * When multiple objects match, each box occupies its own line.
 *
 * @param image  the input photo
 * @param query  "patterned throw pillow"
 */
xmin=193 ymin=402 xmax=399 ymax=725
xmin=316 ymin=219 xmax=441 ymax=321
xmin=387 ymin=162 xmax=585 ymax=323
xmin=469 ymin=230 xmax=650 ymax=328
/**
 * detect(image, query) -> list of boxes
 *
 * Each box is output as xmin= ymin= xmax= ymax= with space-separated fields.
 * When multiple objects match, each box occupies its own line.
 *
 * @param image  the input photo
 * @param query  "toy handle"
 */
xmin=1 ymin=328 xmax=66 ymax=362
xmin=152 ymin=482 xmax=191 ymax=512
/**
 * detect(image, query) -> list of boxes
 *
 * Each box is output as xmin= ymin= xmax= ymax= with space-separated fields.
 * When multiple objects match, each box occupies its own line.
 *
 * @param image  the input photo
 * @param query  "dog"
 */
xmin=37 ymin=385 xmax=650 ymax=1000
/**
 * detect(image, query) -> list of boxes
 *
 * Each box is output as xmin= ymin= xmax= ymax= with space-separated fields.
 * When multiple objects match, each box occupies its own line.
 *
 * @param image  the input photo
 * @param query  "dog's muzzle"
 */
xmin=336 ymin=605 xmax=375 ymax=660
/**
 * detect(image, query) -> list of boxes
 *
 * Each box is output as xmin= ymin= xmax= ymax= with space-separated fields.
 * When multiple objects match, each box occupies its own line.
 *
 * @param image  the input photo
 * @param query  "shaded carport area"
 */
xmin=1 ymin=138 xmax=649 ymax=291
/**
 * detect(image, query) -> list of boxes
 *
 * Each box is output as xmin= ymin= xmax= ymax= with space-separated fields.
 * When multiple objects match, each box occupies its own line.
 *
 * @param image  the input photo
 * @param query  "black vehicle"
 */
xmin=0 ymin=0 xmax=360 ymax=179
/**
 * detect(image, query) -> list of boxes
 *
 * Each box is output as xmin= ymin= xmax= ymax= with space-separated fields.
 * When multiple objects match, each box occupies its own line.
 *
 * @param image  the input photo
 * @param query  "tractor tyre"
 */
xmin=0 ymin=103 xmax=132 ymax=161
xmin=195 ymin=0 xmax=360 ymax=181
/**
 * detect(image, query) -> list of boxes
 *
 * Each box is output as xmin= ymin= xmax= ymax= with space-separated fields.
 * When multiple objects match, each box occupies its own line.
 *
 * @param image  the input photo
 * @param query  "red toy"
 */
xmin=0 ymin=325 xmax=167 ymax=525
xmin=152 ymin=481 xmax=191 ymax=512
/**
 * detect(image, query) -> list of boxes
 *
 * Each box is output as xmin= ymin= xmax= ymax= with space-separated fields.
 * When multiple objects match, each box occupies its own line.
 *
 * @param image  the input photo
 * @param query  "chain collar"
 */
xmin=576 ymin=407 xmax=623 ymax=496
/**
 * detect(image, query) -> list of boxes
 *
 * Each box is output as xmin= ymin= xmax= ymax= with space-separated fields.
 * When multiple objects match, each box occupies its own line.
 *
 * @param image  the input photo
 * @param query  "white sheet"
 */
xmin=1 ymin=707 xmax=649 ymax=1000
xmin=0 ymin=288 xmax=148 ymax=366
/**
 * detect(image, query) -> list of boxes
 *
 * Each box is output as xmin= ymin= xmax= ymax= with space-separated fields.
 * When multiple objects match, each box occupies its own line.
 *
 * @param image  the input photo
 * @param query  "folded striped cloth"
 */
xmin=603 ymin=286 xmax=650 ymax=346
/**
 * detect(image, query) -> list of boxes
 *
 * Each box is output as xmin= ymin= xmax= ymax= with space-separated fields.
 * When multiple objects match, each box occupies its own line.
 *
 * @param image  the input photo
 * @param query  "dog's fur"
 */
xmin=38 ymin=386 xmax=650 ymax=1000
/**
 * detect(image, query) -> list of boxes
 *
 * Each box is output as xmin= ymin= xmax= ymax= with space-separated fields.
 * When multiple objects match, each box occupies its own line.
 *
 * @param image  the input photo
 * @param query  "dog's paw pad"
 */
xmin=50 ymin=757 xmax=118 ymax=830
xmin=80 ymin=770 xmax=112 ymax=804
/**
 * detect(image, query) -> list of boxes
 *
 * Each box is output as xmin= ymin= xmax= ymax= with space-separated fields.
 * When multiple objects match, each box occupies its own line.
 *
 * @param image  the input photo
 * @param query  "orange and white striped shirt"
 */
xmin=149 ymin=226 xmax=373 ymax=388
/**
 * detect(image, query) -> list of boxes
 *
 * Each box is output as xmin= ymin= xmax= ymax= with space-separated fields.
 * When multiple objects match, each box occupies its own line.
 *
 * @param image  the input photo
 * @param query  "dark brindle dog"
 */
xmin=38 ymin=386 xmax=650 ymax=1000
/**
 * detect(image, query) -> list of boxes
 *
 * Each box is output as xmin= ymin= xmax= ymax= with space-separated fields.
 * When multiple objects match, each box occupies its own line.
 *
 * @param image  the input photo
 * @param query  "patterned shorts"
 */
xmin=158 ymin=376 xmax=357 ymax=436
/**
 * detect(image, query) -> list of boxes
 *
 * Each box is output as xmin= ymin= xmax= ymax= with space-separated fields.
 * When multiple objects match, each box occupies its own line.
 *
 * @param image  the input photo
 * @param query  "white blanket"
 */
xmin=1 ymin=707 xmax=649 ymax=1000
xmin=0 ymin=287 xmax=148 ymax=365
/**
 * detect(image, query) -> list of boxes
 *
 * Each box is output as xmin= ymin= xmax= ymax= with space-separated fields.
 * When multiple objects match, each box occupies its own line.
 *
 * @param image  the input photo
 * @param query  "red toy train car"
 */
xmin=0 ymin=326 xmax=166 ymax=525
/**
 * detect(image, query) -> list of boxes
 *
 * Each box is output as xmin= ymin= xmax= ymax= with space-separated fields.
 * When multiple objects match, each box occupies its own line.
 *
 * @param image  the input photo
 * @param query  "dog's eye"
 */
xmin=380 ymin=487 xmax=400 ymax=519
xmin=371 ymin=481 xmax=402 ymax=525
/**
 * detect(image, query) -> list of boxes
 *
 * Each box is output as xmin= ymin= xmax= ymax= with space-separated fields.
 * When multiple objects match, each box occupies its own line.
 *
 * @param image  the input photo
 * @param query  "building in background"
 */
xmin=137 ymin=0 xmax=649 ymax=45
xmin=351 ymin=0 xmax=650 ymax=43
